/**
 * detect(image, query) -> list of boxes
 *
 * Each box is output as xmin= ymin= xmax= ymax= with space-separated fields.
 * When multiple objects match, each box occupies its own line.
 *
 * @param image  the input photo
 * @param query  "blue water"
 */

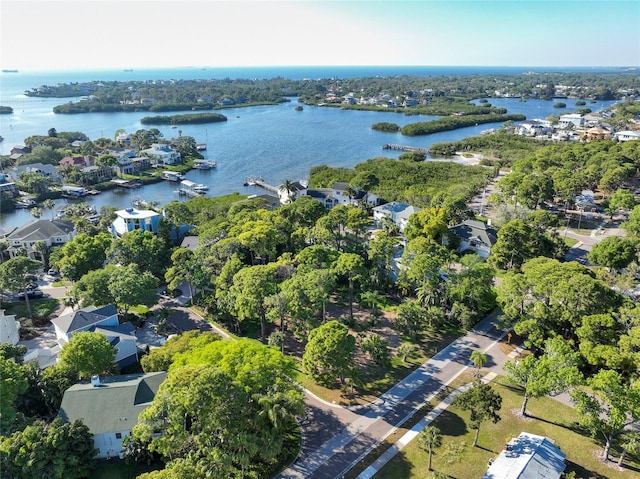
xmin=0 ymin=66 xmax=621 ymax=228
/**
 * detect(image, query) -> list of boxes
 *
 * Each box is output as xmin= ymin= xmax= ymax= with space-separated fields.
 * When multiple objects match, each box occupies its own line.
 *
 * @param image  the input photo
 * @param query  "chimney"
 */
xmin=91 ymin=375 xmax=101 ymax=387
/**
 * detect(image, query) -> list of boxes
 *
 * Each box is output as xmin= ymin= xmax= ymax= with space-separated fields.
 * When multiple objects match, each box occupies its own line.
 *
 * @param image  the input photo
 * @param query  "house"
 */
xmin=59 ymin=372 xmax=167 ymax=459
xmin=482 ymin=432 xmax=566 ymax=479
xmin=59 ymin=156 xmax=89 ymax=168
xmin=51 ymin=305 xmax=138 ymax=368
xmin=514 ymin=119 xmax=552 ymax=137
xmin=558 ymin=113 xmax=584 ymax=128
xmin=111 ymin=207 xmax=161 ymax=238
xmin=303 ymin=182 xmax=372 ymax=209
xmin=447 ymin=219 xmax=497 ymax=259
xmin=278 ymin=180 xmax=308 ymax=204
xmin=10 ymin=145 xmax=31 ymax=155
xmin=141 ymin=143 xmax=181 ymax=165
xmin=5 ymin=219 xmax=76 ymax=260
xmin=0 ymin=310 xmax=20 ymax=345
xmin=373 ymin=202 xmax=422 ymax=233
xmin=614 ymin=130 xmax=640 ymax=142
xmin=584 ymin=127 xmax=611 ymax=142
xmin=12 ymin=162 xmax=61 ymax=182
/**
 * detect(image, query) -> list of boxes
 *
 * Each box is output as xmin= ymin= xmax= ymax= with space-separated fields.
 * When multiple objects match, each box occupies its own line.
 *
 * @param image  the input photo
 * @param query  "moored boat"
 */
xmin=162 ymin=171 xmax=184 ymax=181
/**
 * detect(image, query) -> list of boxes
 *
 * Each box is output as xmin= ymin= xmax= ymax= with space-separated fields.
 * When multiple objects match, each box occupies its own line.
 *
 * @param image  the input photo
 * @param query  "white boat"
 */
xmin=192 ymin=159 xmax=216 ymax=169
xmin=193 ymin=184 xmax=209 ymax=192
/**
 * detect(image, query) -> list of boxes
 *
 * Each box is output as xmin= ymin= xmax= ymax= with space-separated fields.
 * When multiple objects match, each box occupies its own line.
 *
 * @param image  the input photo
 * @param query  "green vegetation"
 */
xmin=372 ymin=122 xmax=400 ymax=132
xmin=140 ymin=112 xmax=227 ymax=125
xmin=375 ymin=377 xmax=640 ymax=479
xmin=553 ymin=102 xmax=567 ymax=108
xmin=400 ymin=114 xmax=526 ymax=136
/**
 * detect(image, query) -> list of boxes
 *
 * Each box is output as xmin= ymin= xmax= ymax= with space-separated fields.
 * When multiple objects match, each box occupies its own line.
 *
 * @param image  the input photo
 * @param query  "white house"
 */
xmin=483 ymin=432 xmax=566 ymax=479
xmin=111 ymin=207 xmax=161 ymax=238
xmin=141 ymin=143 xmax=181 ymax=165
xmin=558 ymin=113 xmax=584 ymax=128
xmin=51 ymin=305 xmax=138 ymax=368
xmin=614 ymin=130 xmax=640 ymax=142
xmin=373 ymin=202 xmax=422 ymax=233
xmin=514 ymin=119 xmax=553 ymax=137
xmin=5 ymin=219 xmax=76 ymax=260
xmin=59 ymin=372 xmax=167 ymax=459
xmin=0 ymin=310 xmax=20 ymax=345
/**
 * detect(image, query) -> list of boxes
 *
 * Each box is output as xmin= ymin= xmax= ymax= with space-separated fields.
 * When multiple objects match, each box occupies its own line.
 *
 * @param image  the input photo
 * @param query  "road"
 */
xmin=278 ymin=313 xmax=509 ymax=479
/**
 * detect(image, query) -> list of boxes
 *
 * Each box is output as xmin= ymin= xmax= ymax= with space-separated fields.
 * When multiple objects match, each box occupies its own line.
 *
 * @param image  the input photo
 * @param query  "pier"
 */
xmin=244 ymin=177 xmax=280 ymax=194
xmin=382 ymin=144 xmax=430 ymax=154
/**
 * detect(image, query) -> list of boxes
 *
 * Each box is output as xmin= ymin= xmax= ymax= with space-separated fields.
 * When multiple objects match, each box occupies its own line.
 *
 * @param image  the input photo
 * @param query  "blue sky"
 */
xmin=2 ymin=1 xmax=638 ymax=70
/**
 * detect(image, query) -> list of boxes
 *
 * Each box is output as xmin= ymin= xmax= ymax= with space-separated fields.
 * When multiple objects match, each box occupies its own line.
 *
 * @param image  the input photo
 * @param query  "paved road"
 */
xmin=278 ymin=314 xmax=508 ymax=479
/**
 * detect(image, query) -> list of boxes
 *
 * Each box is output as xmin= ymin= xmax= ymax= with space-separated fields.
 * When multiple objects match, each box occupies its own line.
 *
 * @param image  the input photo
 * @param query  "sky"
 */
xmin=1 ymin=0 xmax=639 ymax=71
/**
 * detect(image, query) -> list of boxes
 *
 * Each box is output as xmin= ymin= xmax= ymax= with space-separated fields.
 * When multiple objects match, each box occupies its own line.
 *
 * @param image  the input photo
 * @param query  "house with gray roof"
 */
xmin=51 ymin=305 xmax=138 ymax=368
xmin=373 ymin=202 xmax=422 ymax=233
xmin=5 ymin=219 xmax=76 ymax=260
xmin=483 ymin=432 xmax=565 ymax=479
xmin=447 ymin=219 xmax=497 ymax=259
xmin=59 ymin=372 xmax=167 ymax=459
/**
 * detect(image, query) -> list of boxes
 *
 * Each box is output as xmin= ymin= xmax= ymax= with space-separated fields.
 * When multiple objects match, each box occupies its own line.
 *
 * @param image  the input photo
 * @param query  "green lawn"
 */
xmin=374 ymin=376 xmax=640 ymax=479
xmin=2 ymin=298 xmax=61 ymax=326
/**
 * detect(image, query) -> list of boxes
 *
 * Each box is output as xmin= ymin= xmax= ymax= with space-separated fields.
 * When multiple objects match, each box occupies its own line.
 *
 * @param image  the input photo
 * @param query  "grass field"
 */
xmin=374 ymin=376 xmax=640 ymax=479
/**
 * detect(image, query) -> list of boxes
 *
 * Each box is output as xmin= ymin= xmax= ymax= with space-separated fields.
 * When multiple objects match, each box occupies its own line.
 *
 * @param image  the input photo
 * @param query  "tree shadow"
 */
xmin=432 ymin=410 xmax=468 ymax=437
xmin=564 ymin=459 xmax=610 ymax=479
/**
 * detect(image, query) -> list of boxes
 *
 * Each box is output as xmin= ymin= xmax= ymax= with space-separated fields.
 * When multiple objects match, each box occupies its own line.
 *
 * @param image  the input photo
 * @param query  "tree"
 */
xmin=504 ymin=337 xmax=582 ymax=417
xmin=17 ymin=171 xmax=52 ymax=196
xmin=0 ymin=357 xmax=28 ymax=434
xmin=279 ymin=179 xmax=298 ymax=203
xmin=141 ymin=330 xmax=220 ymax=373
xmin=394 ymin=301 xmax=426 ymax=342
xmin=108 ymin=264 xmax=159 ymax=316
xmin=0 ymin=257 xmax=42 ymax=319
xmin=107 ymin=229 xmax=168 ymax=278
xmin=302 ymin=320 xmax=356 ymax=387
xmin=361 ymin=334 xmax=390 ymax=366
xmin=58 ymin=331 xmax=117 ymax=379
xmin=622 ymin=204 xmax=640 ymax=237
xmin=571 ymin=370 xmax=640 ymax=461
xmin=587 ymin=236 xmax=638 ymax=271
xmin=42 ymin=198 xmax=55 ymax=219
xmin=0 ymin=418 xmax=96 ymax=479
xmin=333 ymin=252 xmax=365 ymax=321
xmin=417 ymin=425 xmax=442 ymax=471
xmin=397 ymin=342 xmax=420 ymax=364
xmin=230 ymin=264 xmax=278 ymax=340
xmin=605 ymin=189 xmax=636 ymax=218
xmin=54 ymin=232 xmax=113 ymax=281
xmin=71 ymin=265 xmax=115 ymax=308
xmin=470 ymin=350 xmax=488 ymax=377
xmin=453 ymin=381 xmax=502 ymax=447
xmin=617 ymin=431 xmax=640 ymax=468
xmin=165 ymin=247 xmax=199 ymax=298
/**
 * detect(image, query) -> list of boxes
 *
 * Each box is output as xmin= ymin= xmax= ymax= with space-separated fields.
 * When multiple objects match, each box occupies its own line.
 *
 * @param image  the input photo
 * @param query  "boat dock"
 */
xmin=244 ymin=177 xmax=279 ymax=194
xmin=382 ymin=144 xmax=430 ymax=154
xmin=177 ymin=180 xmax=206 ymax=197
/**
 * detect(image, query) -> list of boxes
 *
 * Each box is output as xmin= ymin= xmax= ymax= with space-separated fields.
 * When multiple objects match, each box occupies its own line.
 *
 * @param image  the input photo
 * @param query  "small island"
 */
xmin=0 ymin=105 xmax=14 ymax=114
xmin=140 ymin=112 xmax=228 ymax=125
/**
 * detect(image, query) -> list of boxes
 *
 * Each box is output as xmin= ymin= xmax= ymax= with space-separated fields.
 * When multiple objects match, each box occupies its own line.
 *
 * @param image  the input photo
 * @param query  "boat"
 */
xmin=193 ymin=184 xmax=209 ymax=192
xmin=192 ymin=159 xmax=216 ymax=169
xmin=162 ymin=171 xmax=184 ymax=182
xmin=14 ymin=199 xmax=35 ymax=209
xmin=196 ymin=143 xmax=207 ymax=151
xmin=2 ymin=69 xmax=18 ymax=73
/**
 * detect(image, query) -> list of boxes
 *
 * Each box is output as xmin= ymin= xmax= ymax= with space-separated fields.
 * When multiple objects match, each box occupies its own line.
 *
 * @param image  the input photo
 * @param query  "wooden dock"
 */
xmin=244 ymin=177 xmax=279 ymax=194
xmin=382 ymin=144 xmax=430 ymax=154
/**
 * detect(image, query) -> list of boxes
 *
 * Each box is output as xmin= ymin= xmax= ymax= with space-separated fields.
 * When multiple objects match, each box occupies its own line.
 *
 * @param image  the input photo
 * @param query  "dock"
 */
xmin=177 ymin=180 xmax=204 ymax=198
xmin=244 ymin=177 xmax=279 ymax=194
xmin=382 ymin=144 xmax=430 ymax=154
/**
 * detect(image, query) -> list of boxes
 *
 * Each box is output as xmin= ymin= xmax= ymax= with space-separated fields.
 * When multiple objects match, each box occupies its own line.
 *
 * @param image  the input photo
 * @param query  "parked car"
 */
xmin=17 ymin=289 xmax=44 ymax=300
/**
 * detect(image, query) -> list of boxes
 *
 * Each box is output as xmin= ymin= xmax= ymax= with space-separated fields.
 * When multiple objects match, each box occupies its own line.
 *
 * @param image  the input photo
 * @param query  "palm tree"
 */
xmin=618 ymin=431 xmax=640 ymax=467
xmin=0 ymin=240 xmax=8 ymax=263
xmin=279 ymin=179 xmax=297 ymax=203
xmin=417 ymin=425 xmax=442 ymax=471
xmin=30 ymin=206 xmax=43 ymax=220
xmin=43 ymin=199 xmax=55 ymax=219
xmin=470 ymin=350 xmax=488 ymax=377
xmin=397 ymin=342 xmax=420 ymax=364
xmin=32 ymin=241 xmax=50 ymax=269
xmin=360 ymin=290 xmax=384 ymax=316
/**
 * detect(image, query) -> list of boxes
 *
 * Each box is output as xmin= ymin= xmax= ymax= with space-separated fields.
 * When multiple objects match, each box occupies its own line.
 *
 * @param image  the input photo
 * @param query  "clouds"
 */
xmin=1 ymin=1 xmax=638 ymax=70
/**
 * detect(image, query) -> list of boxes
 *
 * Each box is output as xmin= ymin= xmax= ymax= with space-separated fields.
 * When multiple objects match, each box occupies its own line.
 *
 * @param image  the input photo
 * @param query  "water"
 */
xmin=0 ymin=67 xmax=620 ymax=228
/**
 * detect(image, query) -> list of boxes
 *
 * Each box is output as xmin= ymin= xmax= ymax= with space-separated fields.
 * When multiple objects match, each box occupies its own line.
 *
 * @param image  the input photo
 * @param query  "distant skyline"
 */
xmin=2 ymin=1 xmax=639 ymax=71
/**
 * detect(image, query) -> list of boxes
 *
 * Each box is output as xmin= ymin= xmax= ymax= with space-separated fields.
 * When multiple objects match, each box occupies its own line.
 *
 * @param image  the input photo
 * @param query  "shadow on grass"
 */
xmin=433 ymin=410 xmax=468 ymax=437
xmin=565 ymin=459 xmax=610 ymax=479
xmin=365 ymin=449 xmax=414 ymax=479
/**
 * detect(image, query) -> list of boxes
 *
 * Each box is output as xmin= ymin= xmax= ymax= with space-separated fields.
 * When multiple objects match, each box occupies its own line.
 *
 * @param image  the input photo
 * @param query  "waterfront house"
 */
xmin=0 ymin=310 xmax=20 ymax=345
xmin=59 ymin=372 xmax=167 ymax=459
xmin=482 ymin=432 xmax=565 ymax=479
xmin=111 ymin=207 xmax=161 ymax=238
xmin=59 ymin=156 xmax=90 ymax=168
xmin=51 ymin=304 xmax=138 ymax=368
xmin=558 ymin=113 xmax=584 ymax=128
xmin=0 ymin=180 xmax=20 ymax=198
xmin=10 ymin=145 xmax=31 ymax=156
xmin=514 ymin=119 xmax=552 ymax=137
xmin=447 ymin=219 xmax=497 ymax=259
xmin=278 ymin=180 xmax=308 ymax=204
xmin=13 ymin=162 xmax=61 ymax=182
xmin=373 ymin=202 xmax=422 ymax=233
xmin=5 ymin=219 xmax=76 ymax=260
xmin=141 ymin=143 xmax=181 ymax=166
